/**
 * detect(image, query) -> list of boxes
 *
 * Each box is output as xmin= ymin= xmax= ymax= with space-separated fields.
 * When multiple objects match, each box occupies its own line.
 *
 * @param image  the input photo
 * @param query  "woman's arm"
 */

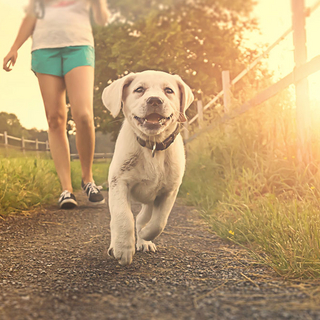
xmin=3 ymin=1 xmax=37 ymax=72
xmin=91 ymin=0 xmax=109 ymax=26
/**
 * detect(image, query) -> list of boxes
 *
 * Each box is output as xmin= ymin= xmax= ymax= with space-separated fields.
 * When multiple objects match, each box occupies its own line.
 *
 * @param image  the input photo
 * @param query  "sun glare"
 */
xmin=251 ymin=0 xmax=320 ymax=104
xmin=306 ymin=2 xmax=320 ymax=103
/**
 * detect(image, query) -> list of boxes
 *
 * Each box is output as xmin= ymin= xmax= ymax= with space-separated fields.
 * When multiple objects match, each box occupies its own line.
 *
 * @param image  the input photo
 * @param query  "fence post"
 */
xmin=46 ymin=140 xmax=50 ymax=152
xmin=222 ymin=70 xmax=231 ymax=113
xmin=183 ymin=122 xmax=189 ymax=157
xmin=4 ymin=131 xmax=8 ymax=156
xmin=35 ymin=138 xmax=39 ymax=157
xmin=197 ymin=100 xmax=203 ymax=129
xmin=291 ymin=0 xmax=311 ymax=163
xmin=21 ymin=136 xmax=25 ymax=155
xmin=4 ymin=131 xmax=8 ymax=148
xmin=183 ymin=122 xmax=189 ymax=141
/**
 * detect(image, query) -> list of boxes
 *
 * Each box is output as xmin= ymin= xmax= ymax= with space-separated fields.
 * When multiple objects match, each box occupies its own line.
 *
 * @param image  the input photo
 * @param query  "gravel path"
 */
xmin=1 ymin=191 xmax=320 ymax=320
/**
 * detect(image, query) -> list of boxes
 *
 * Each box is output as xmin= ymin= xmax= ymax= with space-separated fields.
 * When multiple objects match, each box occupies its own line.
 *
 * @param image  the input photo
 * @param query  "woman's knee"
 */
xmin=73 ymin=111 xmax=94 ymax=128
xmin=46 ymin=112 xmax=67 ymax=131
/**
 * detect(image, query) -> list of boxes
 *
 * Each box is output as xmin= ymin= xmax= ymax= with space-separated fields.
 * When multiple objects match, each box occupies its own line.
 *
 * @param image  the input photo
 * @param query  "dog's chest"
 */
xmin=128 ymin=155 xmax=180 ymax=204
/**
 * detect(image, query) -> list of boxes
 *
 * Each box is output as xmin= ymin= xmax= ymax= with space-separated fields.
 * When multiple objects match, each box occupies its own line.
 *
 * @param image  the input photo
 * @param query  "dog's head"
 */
xmin=102 ymin=70 xmax=194 ymax=136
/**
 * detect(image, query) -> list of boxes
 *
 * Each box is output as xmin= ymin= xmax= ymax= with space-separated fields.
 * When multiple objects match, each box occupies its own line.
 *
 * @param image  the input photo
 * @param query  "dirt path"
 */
xmin=1 ymin=192 xmax=320 ymax=320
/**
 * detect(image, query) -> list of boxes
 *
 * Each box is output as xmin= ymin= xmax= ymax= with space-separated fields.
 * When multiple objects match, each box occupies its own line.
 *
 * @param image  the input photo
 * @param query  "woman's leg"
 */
xmin=64 ymin=66 xmax=95 ymax=184
xmin=37 ymin=73 xmax=73 ymax=192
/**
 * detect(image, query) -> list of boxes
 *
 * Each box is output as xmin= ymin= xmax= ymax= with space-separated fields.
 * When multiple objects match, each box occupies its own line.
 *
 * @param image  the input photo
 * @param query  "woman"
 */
xmin=3 ymin=0 xmax=109 ymax=209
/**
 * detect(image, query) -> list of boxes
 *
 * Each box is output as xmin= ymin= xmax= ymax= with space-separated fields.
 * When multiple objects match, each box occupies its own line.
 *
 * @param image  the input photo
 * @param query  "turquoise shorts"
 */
xmin=31 ymin=45 xmax=95 ymax=77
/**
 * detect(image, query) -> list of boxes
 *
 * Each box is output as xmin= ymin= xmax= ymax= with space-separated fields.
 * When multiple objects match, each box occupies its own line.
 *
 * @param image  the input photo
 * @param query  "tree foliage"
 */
xmin=0 ymin=112 xmax=48 ymax=142
xmin=0 ymin=112 xmax=23 ymax=138
xmin=93 ymin=0 xmax=269 ymax=134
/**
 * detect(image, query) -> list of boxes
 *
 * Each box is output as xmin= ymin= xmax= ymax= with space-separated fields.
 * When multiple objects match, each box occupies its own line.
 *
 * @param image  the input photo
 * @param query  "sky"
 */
xmin=0 ymin=0 xmax=319 ymax=130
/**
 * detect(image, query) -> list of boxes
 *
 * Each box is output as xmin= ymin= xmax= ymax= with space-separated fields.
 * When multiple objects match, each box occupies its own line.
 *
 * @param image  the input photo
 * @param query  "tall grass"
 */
xmin=70 ymin=159 xmax=109 ymax=190
xmin=181 ymin=93 xmax=320 ymax=278
xmin=0 ymin=152 xmax=60 ymax=215
xmin=0 ymin=149 xmax=110 ymax=216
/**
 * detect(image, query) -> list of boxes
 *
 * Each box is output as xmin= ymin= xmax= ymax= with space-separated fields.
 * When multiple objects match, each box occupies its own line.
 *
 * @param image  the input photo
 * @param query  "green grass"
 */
xmin=0 ymin=155 xmax=60 ymax=215
xmin=70 ymin=159 xmax=109 ymax=191
xmin=0 ymin=149 xmax=110 ymax=216
xmin=180 ymin=98 xmax=320 ymax=279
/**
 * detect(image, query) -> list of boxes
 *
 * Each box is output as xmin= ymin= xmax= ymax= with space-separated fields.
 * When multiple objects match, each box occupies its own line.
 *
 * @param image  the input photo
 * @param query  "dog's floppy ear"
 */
xmin=173 ymin=75 xmax=194 ymax=123
xmin=102 ymin=73 xmax=136 ymax=118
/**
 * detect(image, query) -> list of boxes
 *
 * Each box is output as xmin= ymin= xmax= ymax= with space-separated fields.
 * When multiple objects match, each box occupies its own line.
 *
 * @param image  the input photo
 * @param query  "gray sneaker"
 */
xmin=81 ymin=180 xmax=105 ymax=205
xmin=58 ymin=190 xmax=78 ymax=209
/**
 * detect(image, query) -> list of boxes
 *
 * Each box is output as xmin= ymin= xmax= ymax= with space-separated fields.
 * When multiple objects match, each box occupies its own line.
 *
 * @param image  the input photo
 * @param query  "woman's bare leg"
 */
xmin=37 ymin=73 xmax=73 ymax=192
xmin=64 ymin=66 xmax=95 ymax=184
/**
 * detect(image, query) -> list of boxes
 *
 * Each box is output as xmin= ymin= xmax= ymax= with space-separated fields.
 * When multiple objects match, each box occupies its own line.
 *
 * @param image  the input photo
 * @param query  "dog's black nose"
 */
xmin=146 ymin=96 xmax=164 ymax=106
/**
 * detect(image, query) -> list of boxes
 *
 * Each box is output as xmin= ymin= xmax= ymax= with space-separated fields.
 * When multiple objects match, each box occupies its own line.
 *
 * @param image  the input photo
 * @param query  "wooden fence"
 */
xmin=0 ymin=131 xmax=49 ymax=152
xmin=184 ymin=0 xmax=320 ymax=163
xmin=0 ymin=132 xmax=113 ymax=159
xmin=70 ymin=153 xmax=113 ymax=160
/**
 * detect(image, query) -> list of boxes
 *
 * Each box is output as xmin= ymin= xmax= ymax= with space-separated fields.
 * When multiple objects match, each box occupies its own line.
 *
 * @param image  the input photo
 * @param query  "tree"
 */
xmin=0 ymin=112 xmax=23 ymax=137
xmin=93 ymin=0 xmax=269 ymax=134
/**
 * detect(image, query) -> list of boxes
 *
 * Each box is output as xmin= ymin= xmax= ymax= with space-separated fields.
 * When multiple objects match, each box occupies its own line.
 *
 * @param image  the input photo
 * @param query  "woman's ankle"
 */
xmin=61 ymin=186 xmax=73 ymax=193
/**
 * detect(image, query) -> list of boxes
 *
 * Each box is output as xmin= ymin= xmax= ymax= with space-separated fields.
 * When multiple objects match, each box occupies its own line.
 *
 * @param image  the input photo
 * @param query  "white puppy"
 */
xmin=102 ymin=70 xmax=194 ymax=265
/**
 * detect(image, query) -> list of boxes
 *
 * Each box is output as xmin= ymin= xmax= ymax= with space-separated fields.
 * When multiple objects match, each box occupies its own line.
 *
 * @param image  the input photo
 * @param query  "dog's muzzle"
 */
xmin=134 ymin=96 xmax=172 ymax=129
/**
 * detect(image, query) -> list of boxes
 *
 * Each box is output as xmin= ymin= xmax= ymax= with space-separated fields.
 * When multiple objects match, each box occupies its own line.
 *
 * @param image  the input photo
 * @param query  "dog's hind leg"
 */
xmin=139 ymin=189 xmax=178 ymax=242
xmin=136 ymin=204 xmax=157 ymax=252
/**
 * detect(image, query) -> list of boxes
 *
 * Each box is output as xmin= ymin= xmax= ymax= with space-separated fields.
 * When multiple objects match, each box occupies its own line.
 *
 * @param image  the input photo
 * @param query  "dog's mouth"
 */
xmin=134 ymin=113 xmax=173 ymax=127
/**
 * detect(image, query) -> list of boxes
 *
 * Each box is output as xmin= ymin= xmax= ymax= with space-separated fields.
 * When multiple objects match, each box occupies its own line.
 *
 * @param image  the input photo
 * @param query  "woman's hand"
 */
xmin=3 ymin=50 xmax=18 ymax=72
xmin=3 ymin=12 xmax=36 ymax=72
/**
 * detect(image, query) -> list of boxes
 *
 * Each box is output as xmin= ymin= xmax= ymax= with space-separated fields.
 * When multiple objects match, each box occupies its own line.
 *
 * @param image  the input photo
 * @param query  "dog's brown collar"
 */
xmin=136 ymin=125 xmax=181 ymax=157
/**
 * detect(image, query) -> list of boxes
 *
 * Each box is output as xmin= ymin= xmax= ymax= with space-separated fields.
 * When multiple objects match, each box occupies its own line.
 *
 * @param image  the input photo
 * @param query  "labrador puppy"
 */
xmin=102 ymin=70 xmax=194 ymax=265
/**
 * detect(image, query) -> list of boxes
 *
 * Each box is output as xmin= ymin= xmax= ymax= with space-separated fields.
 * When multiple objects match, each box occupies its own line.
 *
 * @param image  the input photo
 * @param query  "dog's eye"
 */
xmin=134 ymin=86 xmax=145 ymax=93
xmin=165 ymin=87 xmax=174 ymax=94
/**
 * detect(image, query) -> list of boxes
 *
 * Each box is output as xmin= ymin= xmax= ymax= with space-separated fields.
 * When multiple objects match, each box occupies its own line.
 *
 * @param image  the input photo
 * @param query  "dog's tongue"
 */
xmin=145 ymin=113 xmax=162 ymax=124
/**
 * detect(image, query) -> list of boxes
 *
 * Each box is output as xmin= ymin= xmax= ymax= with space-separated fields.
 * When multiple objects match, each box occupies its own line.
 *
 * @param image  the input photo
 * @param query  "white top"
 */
xmin=32 ymin=0 xmax=94 ymax=51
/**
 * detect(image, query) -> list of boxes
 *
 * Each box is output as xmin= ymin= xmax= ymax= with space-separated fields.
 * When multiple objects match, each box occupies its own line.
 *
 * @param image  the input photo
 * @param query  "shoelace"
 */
xmin=85 ymin=182 xmax=100 ymax=195
xmin=59 ymin=190 xmax=71 ymax=201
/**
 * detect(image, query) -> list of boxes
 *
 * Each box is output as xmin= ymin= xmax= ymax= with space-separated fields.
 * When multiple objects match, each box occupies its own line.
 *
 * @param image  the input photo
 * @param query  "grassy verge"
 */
xmin=0 ymin=149 xmax=109 ymax=216
xmin=70 ymin=159 xmax=109 ymax=191
xmin=180 ymin=99 xmax=320 ymax=279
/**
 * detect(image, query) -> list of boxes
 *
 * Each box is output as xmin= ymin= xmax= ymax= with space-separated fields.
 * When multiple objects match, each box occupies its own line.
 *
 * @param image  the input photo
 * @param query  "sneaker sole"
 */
xmin=87 ymin=198 xmax=106 ymax=205
xmin=59 ymin=199 xmax=78 ymax=209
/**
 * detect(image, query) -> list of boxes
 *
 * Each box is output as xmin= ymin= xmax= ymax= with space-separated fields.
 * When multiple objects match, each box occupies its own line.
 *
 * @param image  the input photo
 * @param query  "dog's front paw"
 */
xmin=136 ymin=239 xmax=157 ymax=253
xmin=108 ymin=242 xmax=135 ymax=266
